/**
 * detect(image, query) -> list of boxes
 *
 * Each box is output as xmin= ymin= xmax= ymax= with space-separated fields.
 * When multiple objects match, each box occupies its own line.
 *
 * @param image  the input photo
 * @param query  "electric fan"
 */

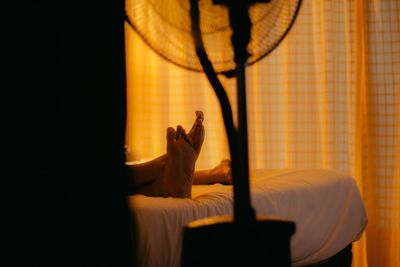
xmin=126 ymin=0 xmax=302 ymax=265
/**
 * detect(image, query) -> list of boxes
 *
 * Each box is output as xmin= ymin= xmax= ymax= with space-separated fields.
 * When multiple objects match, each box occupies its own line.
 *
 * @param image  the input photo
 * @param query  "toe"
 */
xmin=176 ymin=125 xmax=184 ymax=140
xmin=189 ymin=111 xmax=204 ymax=137
xmin=195 ymin=110 xmax=204 ymax=123
xmin=167 ymin=127 xmax=176 ymax=152
xmin=167 ymin=127 xmax=176 ymax=141
xmin=178 ymin=126 xmax=191 ymax=144
xmin=192 ymin=124 xmax=205 ymax=156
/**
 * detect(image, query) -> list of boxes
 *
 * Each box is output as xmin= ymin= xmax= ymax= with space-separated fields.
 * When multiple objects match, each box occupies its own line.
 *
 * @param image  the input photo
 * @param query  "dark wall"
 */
xmin=23 ymin=1 xmax=133 ymax=265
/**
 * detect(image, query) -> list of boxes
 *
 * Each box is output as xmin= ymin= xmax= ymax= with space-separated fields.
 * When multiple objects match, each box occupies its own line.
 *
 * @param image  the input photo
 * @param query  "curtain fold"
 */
xmin=125 ymin=0 xmax=400 ymax=266
xmin=353 ymin=0 xmax=369 ymax=265
xmin=361 ymin=1 xmax=400 ymax=266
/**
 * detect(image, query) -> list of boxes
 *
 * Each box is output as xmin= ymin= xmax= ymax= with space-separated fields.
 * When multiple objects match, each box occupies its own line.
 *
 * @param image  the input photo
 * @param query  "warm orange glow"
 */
xmin=124 ymin=22 xmax=230 ymax=169
xmin=125 ymin=1 xmax=400 ymax=266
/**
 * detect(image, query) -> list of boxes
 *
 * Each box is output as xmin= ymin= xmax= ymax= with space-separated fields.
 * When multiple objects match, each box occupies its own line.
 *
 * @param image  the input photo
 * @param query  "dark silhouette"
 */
xmin=23 ymin=1 xmax=134 ymax=265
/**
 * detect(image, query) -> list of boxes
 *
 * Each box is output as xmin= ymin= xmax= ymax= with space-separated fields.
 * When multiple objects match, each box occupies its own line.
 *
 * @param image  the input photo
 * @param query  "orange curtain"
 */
xmin=125 ymin=0 xmax=400 ymax=266
xmin=357 ymin=1 xmax=400 ymax=266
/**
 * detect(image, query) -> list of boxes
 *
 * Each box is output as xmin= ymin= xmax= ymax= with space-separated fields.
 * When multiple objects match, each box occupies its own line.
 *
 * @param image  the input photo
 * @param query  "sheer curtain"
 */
xmin=125 ymin=0 xmax=400 ymax=266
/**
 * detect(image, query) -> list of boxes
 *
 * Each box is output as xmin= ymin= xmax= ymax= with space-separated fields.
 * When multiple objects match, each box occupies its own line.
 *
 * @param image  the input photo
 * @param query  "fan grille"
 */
xmin=125 ymin=0 xmax=301 ymax=74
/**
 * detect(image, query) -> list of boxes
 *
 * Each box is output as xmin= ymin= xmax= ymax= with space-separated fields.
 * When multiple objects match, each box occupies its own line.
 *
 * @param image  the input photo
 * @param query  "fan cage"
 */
xmin=125 ymin=0 xmax=302 ymax=75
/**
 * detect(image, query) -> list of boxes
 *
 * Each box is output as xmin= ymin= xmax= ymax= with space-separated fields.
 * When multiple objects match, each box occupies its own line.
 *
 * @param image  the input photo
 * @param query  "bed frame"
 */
xmin=307 ymin=244 xmax=352 ymax=267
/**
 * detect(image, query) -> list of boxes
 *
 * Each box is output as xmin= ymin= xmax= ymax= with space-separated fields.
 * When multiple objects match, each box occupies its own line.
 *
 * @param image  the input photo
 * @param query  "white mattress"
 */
xmin=128 ymin=168 xmax=368 ymax=267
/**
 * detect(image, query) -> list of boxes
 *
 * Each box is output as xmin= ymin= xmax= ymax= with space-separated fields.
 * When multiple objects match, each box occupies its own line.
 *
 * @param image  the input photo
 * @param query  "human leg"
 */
xmin=133 ymin=125 xmax=199 ymax=198
xmin=127 ymin=111 xmax=204 ymax=189
xmin=193 ymin=159 xmax=232 ymax=185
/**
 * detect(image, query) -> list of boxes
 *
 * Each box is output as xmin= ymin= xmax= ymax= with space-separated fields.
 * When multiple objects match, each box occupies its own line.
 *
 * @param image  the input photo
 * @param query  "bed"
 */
xmin=128 ymin=168 xmax=367 ymax=267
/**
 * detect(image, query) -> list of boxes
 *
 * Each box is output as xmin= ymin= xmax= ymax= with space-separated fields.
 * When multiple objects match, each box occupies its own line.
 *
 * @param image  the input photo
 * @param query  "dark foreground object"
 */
xmin=182 ymin=215 xmax=295 ymax=267
xmin=306 ymin=244 xmax=353 ymax=267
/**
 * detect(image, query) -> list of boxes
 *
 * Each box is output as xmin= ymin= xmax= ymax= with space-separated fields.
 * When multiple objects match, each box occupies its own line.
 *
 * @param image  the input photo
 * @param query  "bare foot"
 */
xmin=193 ymin=159 xmax=232 ymax=185
xmin=134 ymin=112 xmax=205 ymax=198
xmin=209 ymin=159 xmax=232 ymax=185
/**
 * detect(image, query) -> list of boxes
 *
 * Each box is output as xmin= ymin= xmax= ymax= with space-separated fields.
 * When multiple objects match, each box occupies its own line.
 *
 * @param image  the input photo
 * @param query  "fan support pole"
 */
xmin=190 ymin=0 xmax=256 ymax=223
xmin=229 ymin=0 xmax=256 ymax=223
xmin=235 ymin=61 xmax=255 ymax=222
xmin=181 ymin=2 xmax=296 ymax=265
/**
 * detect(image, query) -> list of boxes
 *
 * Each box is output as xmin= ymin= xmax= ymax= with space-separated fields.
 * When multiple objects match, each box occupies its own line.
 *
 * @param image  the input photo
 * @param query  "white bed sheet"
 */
xmin=128 ymin=168 xmax=367 ymax=267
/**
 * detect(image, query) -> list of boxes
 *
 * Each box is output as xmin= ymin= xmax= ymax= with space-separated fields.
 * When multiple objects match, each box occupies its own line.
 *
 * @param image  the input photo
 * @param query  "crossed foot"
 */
xmin=136 ymin=111 xmax=205 ymax=198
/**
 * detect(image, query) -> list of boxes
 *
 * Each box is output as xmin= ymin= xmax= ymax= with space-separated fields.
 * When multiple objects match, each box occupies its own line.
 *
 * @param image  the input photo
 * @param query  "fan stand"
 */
xmin=192 ymin=0 xmax=268 ymax=224
xmin=191 ymin=0 xmax=255 ymax=223
xmin=181 ymin=1 xmax=295 ymax=266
